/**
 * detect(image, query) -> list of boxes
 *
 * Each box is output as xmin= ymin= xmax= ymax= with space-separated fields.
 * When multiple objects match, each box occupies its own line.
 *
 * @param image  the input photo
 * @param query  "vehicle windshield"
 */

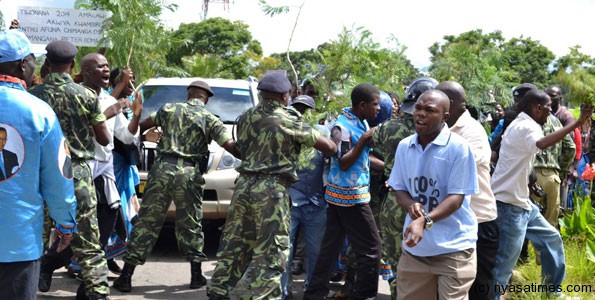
xmin=140 ymin=85 xmax=254 ymax=123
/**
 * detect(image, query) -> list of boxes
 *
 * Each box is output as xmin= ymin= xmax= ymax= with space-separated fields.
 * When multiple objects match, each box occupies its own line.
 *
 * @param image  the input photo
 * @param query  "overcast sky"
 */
xmin=4 ymin=0 xmax=595 ymax=69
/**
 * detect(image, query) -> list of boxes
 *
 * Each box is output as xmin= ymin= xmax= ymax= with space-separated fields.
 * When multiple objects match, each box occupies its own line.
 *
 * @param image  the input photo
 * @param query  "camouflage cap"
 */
xmin=45 ymin=40 xmax=78 ymax=63
xmin=258 ymin=70 xmax=291 ymax=94
xmin=187 ymin=80 xmax=214 ymax=97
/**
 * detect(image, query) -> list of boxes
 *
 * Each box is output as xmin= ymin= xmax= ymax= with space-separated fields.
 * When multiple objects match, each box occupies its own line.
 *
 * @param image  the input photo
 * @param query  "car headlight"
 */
xmin=216 ymin=151 xmax=241 ymax=170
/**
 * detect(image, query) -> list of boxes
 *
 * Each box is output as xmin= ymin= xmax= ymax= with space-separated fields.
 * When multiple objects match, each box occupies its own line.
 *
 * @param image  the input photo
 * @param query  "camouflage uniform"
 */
xmin=123 ymin=98 xmax=231 ymax=265
xmin=372 ymin=112 xmax=415 ymax=299
xmin=533 ymin=114 xmax=575 ymax=227
xmin=30 ymin=72 xmax=109 ymax=295
xmin=208 ymin=99 xmax=320 ymax=299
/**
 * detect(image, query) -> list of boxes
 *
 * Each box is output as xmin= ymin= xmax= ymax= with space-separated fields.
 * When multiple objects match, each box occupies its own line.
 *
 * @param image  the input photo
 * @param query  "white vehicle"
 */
xmin=137 ymin=77 xmax=259 ymax=221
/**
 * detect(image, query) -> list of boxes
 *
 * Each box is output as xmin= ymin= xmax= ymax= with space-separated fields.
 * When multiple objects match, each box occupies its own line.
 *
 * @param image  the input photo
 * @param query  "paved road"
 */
xmin=38 ymin=224 xmax=391 ymax=299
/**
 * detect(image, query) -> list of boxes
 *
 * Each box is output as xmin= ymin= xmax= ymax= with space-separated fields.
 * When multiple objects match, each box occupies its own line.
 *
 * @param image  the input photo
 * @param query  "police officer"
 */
xmin=207 ymin=71 xmax=336 ymax=299
xmin=113 ymin=80 xmax=240 ymax=292
xmin=30 ymin=40 xmax=111 ymax=300
xmin=0 ymin=29 xmax=77 ymax=300
xmin=372 ymin=77 xmax=437 ymax=299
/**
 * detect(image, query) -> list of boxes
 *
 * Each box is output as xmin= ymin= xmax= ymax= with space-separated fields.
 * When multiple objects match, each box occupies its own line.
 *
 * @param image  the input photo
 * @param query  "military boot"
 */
xmin=189 ymin=261 xmax=207 ymax=289
xmin=112 ymin=263 xmax=135 ymax=292
xmin=76 ymin=283 xmax=109 ymax=300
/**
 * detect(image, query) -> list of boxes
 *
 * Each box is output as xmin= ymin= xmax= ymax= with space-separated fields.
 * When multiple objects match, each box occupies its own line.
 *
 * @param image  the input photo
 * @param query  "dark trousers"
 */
xmin=469 ymin=220 xmax=499 ymax=300
xmin=0 ymin=259 xmax=40 ymax=300
xmin=304 ymin=204 xmax=381 ymax=300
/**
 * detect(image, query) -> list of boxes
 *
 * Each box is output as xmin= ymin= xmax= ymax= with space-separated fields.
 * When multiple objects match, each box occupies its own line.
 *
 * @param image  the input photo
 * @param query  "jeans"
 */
xmin=492 ymin=201 xmax=566 ymax=299
xmin=281 ymin=203 xmax=327 ymax=297
xmin=304 ymin=204 xmax=381 ymax=300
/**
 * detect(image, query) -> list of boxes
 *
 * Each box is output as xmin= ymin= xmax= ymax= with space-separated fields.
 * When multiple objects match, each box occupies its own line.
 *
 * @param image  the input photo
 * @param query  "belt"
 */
xmin=160 ymin=154 xmax=196 ymax=167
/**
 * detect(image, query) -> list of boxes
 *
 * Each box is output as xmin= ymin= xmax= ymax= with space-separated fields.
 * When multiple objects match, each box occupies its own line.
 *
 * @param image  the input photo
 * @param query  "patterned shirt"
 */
xmin=151 ymin=98 xmax=231 ymax=159
xmin=236 ymin=98 xmax=319 ymax=184
xmin=533 ymin=114 xmax=575 ymax=172
xmin=29 ymin=73 xmax=106 ymax=161
xmin=373 ymin=112 xmax=416 ymax=178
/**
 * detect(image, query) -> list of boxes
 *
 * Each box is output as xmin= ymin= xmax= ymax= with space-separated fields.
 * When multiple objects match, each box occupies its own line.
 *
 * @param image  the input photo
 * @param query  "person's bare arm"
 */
xmin=338 ymin=128 xmax=375 ymax=171
xmin=536 ymin=105 xmax=592 ymax=150
xmin=140 ymin=118 xmax=156 ymax=133
xmin=110 ymin=67 xmax=133 ymax=98
xmin=370 ymin=153 xmax=384 ymax=172
xmin=93 ymin=122 xmax=110 ymax=146
xmin=314 ymin=135 xmax=337 ymax=158
xmin=222 ymin=140 xmax=241 ymax=159
xmin=126 ymin=92 xmax=143 ymax=135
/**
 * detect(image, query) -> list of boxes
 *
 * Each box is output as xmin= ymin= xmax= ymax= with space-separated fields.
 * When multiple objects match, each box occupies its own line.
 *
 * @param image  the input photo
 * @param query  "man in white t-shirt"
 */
xmin=437 ymin=81 xmax=499 ymax=300
xmin=491 ymin=89 xmax=591 ymax=299
xmin=388 ymin=89 xmax=478 ymax=300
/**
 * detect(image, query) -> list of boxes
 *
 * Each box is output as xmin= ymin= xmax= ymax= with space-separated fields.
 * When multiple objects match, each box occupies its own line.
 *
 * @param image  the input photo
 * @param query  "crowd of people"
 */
xmin=1 ymin=25 xmax=592 ymax=300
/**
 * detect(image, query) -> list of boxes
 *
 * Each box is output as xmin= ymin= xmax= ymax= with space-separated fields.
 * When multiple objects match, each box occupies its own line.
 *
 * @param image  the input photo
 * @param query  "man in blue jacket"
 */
xmin=0 ymin=29 xmax=77 ymax=300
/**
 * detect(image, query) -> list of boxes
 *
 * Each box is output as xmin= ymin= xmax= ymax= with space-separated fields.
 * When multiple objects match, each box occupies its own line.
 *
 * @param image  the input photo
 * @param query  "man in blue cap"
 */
xmin=208 ymin=71 xmax=337 ymax=299
xmin=0 ymin=29 xmax=77 ymax=300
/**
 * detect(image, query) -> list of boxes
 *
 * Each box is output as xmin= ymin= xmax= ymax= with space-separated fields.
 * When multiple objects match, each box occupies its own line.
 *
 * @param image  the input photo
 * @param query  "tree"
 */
xmin=167 ymin=17 xmax=262 ymax=79
xmin=429 ymin=29 xmax=556 ymax=109
xmin=300 ymin=27 xmax=420 ymax=116
xmin=501 ymin=36 xmax=555 ymax=85
xmin=74 ymin=0 xmax=185 ymax=82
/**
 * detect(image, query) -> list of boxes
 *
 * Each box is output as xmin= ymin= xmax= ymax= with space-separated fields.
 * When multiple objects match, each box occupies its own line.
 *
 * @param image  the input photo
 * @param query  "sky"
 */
xmin=3 ymin=0 xmax=595 ymax=69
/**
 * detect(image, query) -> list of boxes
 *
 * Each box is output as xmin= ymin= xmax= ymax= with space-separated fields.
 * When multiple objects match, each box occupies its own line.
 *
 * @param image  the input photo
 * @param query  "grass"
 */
xmin=505 ymin=236 xmax=595 ymax=299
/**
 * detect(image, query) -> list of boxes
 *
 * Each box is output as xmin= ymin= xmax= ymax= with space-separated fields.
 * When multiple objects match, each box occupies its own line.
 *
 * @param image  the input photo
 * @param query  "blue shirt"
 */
xmin=325 ymin=108 xmax=371 ymax=206
xmin=388 ymin=124 xmax=478 ymax=257
xmin=289 ymin=149 xmax=327 ymax=207
xmin=0 ymin=76 xmax=76 ymax=262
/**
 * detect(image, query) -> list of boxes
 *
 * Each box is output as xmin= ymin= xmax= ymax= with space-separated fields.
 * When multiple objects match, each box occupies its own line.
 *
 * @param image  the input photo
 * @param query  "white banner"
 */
xmin=17 ymin=6 xmax=111 ymax=47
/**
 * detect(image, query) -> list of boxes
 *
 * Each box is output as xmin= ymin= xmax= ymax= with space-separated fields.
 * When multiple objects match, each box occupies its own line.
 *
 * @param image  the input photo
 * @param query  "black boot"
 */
xmin=112 ymin=263 xmax=135 ymax=292
xmin=76 ymin=283 xmax=109 ymax=300
xmin=38 ymin=263 xmax=54 ymax=292
xmin=189 ymin=262 xmax=207 ymax=289
xmin=107 ymin=259 xmax=122 ymax=274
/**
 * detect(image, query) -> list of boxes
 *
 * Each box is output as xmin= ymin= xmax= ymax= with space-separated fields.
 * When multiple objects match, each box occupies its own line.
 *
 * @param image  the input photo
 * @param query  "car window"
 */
xmin=140 ymin=85 xmax=254 ymax=123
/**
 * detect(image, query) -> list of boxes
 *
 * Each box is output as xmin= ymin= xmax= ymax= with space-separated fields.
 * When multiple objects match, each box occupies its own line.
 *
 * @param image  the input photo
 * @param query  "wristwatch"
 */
xmin=420 ymin=210 xmax=433 ymax=230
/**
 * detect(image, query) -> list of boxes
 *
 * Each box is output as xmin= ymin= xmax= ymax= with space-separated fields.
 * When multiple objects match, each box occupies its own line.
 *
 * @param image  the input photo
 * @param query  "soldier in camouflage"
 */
xmin=113 ymin=80 xmax=240 ymax=293
xmin=30 ymin=42 xmax=112 ymax=300
xmin=372 ymin=77 xmax=436 ymax=299
xmin=207 ymin=71 xmax=337 ymax=300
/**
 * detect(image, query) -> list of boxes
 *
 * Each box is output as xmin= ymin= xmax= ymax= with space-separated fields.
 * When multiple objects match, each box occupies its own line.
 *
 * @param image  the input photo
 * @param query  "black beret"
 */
xmin=513 ymin=83 xmax=538 ymax=98
xmin=187 ymin=80 xmax=214 ymax=97
xmin=45 ymin=40 xmax=78 ymax=64
xmin=258 ymin=71 xmax=291 ymax=94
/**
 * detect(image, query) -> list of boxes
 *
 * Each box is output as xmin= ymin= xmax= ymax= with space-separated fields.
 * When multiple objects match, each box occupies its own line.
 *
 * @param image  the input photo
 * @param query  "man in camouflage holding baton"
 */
xmin=30 ymin=40 xmax=112 ymax=300
xmin=208 ymin=71 xmax=337 ymax=299
xmin=113 ymin=80 xmax=240 ymax=292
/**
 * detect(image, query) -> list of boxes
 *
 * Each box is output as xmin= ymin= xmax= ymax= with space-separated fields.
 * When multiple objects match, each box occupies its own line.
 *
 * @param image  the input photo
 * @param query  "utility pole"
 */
xmin=202 ymin=0 xmax=230 ymax=21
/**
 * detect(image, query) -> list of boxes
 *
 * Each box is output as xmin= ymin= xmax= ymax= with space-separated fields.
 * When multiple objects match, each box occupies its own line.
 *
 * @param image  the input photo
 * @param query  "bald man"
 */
xmin=438 ymin=81 xmax=498 ymax=300
xmin=387 ymin=90 xmax=479 ymax=300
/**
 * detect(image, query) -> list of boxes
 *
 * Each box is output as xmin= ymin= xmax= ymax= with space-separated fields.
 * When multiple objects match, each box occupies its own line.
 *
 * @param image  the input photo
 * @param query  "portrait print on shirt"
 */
xmin=0 ymin=124 xmax=24 ymax=182
xmin=58 ymin=137 xmax=73 ymax=179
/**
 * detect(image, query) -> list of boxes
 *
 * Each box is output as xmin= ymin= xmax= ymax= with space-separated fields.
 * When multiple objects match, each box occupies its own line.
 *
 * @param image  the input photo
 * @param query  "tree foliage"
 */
xmin=501 ymin=36 xmax=555 ymax=84
xmin=167 ymin=17 xmax=262 ymax=79
xmin=74 ymin=0 xmax=185 ymax=82
xmin=429 ymin=29 xmax=556 ymax=110
xmin=277 ymin=27 xmax=419 ymax=116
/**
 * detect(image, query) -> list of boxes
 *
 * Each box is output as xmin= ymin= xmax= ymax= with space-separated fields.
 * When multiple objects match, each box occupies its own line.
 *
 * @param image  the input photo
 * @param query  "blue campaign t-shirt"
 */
xmin=388 ymin=124 xmax=478 ymax=257
xmin=325 ymin=108 xmax=371 ymax=206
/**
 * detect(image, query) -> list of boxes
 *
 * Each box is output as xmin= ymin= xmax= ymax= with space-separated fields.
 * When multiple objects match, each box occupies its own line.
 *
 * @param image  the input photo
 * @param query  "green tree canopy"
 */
xmin=75 ymin=0 xmax=185 ymax=82
xmin=167 ymin=17 xmax=262 ymax=79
